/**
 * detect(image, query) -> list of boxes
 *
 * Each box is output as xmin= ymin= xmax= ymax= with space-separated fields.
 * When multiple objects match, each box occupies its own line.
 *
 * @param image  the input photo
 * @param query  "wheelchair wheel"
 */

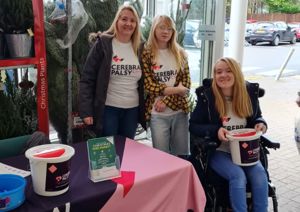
xmin=269 ymin=183 xmax=278 ymax=212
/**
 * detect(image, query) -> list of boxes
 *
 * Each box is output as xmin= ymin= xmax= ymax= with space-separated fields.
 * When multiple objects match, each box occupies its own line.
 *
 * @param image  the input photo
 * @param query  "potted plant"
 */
xmin=0 ymin=70 xmax=37 ymax=140
xmin=0 ymin=0 xmax=34 ymax=58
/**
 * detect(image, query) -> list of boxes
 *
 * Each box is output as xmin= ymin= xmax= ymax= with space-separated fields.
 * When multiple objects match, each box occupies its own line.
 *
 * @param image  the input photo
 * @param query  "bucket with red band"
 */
xmin=227 ymin=128 xmax=262 ymax=166
xmin=25 ymin=144 xmax=75 ymax=196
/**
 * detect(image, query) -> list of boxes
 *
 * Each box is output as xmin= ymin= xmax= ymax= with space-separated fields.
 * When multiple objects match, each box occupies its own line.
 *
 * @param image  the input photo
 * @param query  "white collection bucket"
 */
xmin=227 ymin=129 xmax=262 ymax=166
xmin=25 ymin=144 xmax=75 ymax=196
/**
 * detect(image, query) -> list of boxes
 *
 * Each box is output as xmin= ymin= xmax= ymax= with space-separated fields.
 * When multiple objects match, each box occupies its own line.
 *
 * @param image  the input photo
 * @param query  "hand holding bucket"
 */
xmin=227 ymin=128 xmax=262 ymax=166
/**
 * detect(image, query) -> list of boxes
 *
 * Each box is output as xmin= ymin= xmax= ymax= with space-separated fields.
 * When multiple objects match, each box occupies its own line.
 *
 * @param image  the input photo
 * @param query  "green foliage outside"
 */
xmin=225 ymin=0 xmax=300 ymax=17
xmin=245 ymin=0 xmax=300 ymax=14
xmin=265 ymin=0 xmax=300 ymax=13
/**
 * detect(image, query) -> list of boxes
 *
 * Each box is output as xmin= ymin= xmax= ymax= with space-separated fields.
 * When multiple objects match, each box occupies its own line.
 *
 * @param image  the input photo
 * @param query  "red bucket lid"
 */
xmin=231 ymin=131 xmax=257 ymax=137
xmin=33 ymin=148 xmax=65 ymax=158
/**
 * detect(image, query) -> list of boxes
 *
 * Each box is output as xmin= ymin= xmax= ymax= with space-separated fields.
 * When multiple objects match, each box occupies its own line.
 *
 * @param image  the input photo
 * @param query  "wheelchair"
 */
xmin=188 ymin=134 xmax=280 ymax=212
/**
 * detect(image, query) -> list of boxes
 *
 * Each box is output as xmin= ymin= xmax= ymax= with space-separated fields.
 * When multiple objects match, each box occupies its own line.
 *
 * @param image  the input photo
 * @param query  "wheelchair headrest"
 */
xmin=258 ymin=87 xmax=265 ymax=98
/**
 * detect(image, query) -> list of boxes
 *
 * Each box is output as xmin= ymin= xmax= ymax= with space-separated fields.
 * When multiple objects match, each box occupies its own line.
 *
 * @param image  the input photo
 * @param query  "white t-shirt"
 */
xmin=151 ymin=49 xmax=180 ymax=116
xmin=217 ymin=100 xmax=247 ymax=153
xmin=105 ymin=38 xmax=142 ymax=108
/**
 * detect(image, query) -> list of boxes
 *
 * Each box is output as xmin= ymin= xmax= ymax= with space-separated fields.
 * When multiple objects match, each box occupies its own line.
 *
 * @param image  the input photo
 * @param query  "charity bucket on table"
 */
xmin=25 ymin=144 xmax=75 ymax=196
xmin=227 ymin=128 xmax=262 ymax=166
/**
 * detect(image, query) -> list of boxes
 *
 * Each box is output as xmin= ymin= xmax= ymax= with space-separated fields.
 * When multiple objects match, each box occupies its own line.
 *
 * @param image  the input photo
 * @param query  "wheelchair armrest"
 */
xmin=260 ymin=135 xmax=280 ymax=150
xmin=193 ymin=136 xmax=218 ymax=151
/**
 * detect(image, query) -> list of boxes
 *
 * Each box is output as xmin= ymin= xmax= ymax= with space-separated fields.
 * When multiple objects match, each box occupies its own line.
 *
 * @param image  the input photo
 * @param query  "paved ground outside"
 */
xmin=244 ymin=74 xmax=300 ymax=212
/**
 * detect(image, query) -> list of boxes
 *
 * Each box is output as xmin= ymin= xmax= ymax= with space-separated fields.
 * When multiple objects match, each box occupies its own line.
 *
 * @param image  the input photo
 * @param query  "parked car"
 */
xmin=245 ymin=21 xmax=297 ymax=46
xmin=245 ymin=22 xmax=256 ymax=36
xmin=183 ymin=20 xmax=201 ymax=48
xmin=288 ymin=22 xmax=300 ymax=41
xmin=183 ymin=21 xmax=197 ymax=47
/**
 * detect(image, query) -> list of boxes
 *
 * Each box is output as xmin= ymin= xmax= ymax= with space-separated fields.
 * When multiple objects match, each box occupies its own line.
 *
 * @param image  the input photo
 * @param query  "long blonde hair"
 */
xmin=105 ymin=5 xmax=141 ymax=56
xmin=212 ymin=57 xmax=253 ymax=118
xmin=146 ymin=15 xmax=186 ymax=70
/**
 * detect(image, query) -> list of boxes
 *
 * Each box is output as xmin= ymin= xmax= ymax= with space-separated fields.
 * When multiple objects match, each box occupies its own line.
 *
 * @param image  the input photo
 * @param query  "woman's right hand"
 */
xmin=83 ymin=117 xmax=93 ymax=125
xmin=177 ymin=82 xmax=189 ymax=97
xmin=218 ymin=127 xmax=229 ymax=142
xmin=163 ymin=82 xmax=189 ymax=96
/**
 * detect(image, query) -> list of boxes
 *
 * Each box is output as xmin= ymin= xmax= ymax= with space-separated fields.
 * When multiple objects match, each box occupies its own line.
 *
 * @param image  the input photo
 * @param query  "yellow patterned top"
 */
xmin=142 ymin=47 xmax=191 ymax=121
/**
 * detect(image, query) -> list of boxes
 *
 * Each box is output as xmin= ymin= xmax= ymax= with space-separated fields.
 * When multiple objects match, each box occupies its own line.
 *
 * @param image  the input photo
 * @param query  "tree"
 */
xmin=265 ymin=0 xmax=300 ymax=13
xmin=248 ymin=0 xmax=267 ymax=14
xmin=45 ymin=0 xmax=119 ymax=143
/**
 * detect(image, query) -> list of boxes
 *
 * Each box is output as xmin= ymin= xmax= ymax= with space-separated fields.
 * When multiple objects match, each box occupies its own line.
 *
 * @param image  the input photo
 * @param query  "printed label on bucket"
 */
xmin=45 ymin=161 xmax=71 ymax=192
xmin=0 ymin=197 xmax=9 ymax=209
xmin=239 ymin=138 xmax=260 ymax=164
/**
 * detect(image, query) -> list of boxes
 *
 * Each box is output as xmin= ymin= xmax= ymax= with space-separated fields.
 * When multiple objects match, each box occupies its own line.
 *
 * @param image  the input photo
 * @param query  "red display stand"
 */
xmin=0 ymin=0 xmax=49 ymax=135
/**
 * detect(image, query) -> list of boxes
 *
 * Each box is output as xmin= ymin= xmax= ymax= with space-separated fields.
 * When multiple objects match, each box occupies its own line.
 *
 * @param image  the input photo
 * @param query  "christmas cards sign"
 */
xmin=87 ymin=136 xmax=120 ymax=182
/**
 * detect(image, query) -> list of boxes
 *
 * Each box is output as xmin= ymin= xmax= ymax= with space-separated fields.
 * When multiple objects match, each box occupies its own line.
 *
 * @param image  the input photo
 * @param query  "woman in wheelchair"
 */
xmin=189 ymin=57 xmax=268 ymax=212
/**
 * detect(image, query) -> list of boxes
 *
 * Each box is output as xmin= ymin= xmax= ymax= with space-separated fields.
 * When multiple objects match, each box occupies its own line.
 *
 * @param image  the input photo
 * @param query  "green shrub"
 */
xmin=0 ymin=70 xmax=37 ymax=139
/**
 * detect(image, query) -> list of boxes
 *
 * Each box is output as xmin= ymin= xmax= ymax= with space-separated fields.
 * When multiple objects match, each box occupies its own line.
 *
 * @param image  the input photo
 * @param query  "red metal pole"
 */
xmin=32 ymin=0 xmax=49 ymax=135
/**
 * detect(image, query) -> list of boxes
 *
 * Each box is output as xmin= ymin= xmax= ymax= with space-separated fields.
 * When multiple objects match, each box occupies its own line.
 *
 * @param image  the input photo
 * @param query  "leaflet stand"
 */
xmin=86 ymin=136 xmax=121 ymax=182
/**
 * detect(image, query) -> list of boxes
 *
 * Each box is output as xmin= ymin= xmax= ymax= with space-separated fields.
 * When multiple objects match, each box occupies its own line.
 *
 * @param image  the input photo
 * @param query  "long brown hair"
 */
xmin=212 ymin=57 xmax=253 ymax=118
xmin=105 ymin=5 xmax=141 ymax=56
xmin=146 ymin=15 xmax=186 ymax=70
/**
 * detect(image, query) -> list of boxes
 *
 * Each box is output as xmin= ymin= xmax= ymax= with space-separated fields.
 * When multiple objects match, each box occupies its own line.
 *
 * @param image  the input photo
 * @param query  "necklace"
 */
xmin=224 ymin=96 xmax=232 ymax=101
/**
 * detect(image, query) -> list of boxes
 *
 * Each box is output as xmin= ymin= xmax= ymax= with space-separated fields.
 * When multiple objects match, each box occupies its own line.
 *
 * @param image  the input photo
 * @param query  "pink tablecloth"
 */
xmin=101 ymin=138 xmax=206 ymax=212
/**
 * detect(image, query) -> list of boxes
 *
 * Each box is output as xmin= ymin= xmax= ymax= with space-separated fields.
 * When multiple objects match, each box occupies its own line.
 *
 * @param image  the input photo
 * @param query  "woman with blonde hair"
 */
xmin=142 ymin=15 xmax=191 ymax=156
xmin=79 ymin=5 xmax=146 ymax=139
xmin=190 ymin=57 xmax=268 ymax=211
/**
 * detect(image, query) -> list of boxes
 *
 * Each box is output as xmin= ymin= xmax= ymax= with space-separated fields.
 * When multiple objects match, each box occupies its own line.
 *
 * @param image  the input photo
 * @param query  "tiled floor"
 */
xmin=248 ymin=75 xmax=300 ymax=212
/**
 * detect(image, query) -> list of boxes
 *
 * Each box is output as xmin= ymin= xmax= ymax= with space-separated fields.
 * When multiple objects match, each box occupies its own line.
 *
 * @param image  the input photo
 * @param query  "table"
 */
xmin=0 ymin=136 xmax=206 ymax=212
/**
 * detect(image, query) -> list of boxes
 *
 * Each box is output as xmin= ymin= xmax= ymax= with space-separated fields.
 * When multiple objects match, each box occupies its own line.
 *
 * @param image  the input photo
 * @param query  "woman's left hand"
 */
xmin=154 ymin=99 xmax=166 ymax=112
xmin=255 ymin=123 xmax=267 ymax=134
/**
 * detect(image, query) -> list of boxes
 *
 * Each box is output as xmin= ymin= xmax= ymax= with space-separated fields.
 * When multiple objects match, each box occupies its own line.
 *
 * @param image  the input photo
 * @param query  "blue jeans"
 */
xmin=102 ymin=106 xmax=139 ymax=139
xmin=209 ymin=151 xmax=268 ymax=212
xmin=150 ymin=112 xmax=189 ymax=155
